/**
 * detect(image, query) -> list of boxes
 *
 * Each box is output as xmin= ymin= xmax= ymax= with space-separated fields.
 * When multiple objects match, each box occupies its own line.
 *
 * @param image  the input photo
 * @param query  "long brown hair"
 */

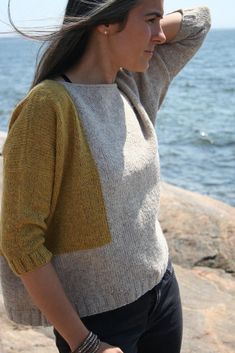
xmin=7 ymin=0 xmax=140 ymax=88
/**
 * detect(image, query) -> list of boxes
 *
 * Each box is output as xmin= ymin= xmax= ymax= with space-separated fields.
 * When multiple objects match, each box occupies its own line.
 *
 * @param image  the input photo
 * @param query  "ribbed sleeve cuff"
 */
xmin=7 ymin=247 xmax=53 ymax=276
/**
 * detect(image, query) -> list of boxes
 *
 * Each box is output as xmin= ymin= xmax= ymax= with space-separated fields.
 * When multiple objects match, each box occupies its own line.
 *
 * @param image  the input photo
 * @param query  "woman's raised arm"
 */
xmin=119 ymin=7 xmax=211 ymax=125
xmin=160 ymin=11 xmax=182 ymax=43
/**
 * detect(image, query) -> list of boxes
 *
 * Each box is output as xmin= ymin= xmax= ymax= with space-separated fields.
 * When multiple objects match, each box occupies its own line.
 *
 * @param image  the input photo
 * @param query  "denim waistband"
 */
xmin=166 ymin=258 xmax=173 ymax=275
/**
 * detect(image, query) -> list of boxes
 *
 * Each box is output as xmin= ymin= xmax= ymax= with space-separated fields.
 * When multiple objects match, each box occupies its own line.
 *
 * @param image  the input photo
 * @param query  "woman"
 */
xmin=0 ymin=1 xmax=211 ymax=352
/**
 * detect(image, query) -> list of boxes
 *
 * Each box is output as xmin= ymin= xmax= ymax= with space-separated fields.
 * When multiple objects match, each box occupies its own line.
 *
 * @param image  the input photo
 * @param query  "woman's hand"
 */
xmin=97 ymin=342 xmax=124 ymax=353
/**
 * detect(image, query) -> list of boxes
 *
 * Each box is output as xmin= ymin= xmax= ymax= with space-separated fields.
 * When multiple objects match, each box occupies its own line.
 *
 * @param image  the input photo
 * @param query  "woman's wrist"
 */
xmin=68 ymin=324 xmax=90 ymax=351
xmin=72 ymin=331 xmax=101 ymax=353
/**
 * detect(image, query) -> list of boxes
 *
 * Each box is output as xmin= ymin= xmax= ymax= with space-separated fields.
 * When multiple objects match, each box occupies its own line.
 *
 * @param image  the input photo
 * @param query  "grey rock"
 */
xmin=160 ymin=182 xmax=235 ymax=275
xmin=175 ymin=265 xmax=235 ymax=353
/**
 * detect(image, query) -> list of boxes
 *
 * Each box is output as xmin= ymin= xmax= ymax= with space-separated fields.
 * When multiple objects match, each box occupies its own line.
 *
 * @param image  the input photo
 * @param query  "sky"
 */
xmin=0 ymin=0 xmax=234 ymax=34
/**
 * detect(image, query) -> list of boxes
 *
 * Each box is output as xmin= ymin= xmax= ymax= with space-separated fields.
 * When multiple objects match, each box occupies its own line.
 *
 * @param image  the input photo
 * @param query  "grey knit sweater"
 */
xmin=0 ymin=7 xmax=211 ymax=326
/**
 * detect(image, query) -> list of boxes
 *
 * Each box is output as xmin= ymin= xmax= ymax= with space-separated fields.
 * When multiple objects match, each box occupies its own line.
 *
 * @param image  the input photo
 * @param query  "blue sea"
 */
xmin=0 ymin=30 xmax=234 ymax=206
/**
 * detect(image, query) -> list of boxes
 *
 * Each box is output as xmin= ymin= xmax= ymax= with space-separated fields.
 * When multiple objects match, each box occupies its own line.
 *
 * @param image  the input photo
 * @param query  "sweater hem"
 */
xmin=3 ymin=269 xmax=168 ymax=326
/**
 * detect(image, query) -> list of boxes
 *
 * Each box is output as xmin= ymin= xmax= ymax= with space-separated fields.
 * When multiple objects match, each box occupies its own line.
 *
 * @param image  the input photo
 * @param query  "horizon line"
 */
xmin=0 ymin=26 xmax=235 ymax=38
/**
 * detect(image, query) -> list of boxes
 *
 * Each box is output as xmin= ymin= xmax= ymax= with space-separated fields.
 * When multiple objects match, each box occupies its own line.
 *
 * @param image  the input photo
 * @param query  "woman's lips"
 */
xmin=145 ymin=50 xmax=154 ymax=56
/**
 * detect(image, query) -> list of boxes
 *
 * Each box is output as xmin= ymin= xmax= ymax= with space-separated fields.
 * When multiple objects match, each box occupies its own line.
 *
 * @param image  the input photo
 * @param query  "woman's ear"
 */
xmin=96 ymin=23 xmax=120 ymax=36
xmin=96 ymin=24 xmax=110 ymax=36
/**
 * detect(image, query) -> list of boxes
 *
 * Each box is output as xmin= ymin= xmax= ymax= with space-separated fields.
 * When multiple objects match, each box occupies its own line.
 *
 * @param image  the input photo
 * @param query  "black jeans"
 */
xmin=54 ymin=260 xmax=183 ymax=353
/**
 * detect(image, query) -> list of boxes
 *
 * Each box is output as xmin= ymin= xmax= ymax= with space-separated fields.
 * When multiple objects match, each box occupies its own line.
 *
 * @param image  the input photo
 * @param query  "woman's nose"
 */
xmin=152 ymin=24 xmax=166 ymax=44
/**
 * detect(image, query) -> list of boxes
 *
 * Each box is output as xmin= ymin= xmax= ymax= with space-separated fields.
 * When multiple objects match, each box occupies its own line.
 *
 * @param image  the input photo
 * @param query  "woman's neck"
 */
xmin=65 ymin=35 xmax=119 ymax=85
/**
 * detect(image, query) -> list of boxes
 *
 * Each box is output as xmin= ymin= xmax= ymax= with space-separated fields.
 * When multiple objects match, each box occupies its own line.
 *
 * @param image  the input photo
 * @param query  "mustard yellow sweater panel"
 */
xmin=0 ymin=80 xmax=111 ymax=275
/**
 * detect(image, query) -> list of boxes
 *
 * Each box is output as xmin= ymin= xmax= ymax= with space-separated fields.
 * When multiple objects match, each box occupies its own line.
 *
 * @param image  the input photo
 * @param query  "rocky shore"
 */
xmin=0 ymin=131 xmax=234 ymax=353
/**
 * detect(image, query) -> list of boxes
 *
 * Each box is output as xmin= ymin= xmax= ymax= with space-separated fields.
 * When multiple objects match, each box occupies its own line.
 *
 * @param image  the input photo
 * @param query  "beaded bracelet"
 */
xmin=72 ymin=331 xmax=101 ymax=353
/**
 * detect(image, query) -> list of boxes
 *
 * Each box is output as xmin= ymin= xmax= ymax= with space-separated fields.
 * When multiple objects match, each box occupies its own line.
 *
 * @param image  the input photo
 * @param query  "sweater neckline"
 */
xmin=56 ymin=78 xmax=118 ymax=89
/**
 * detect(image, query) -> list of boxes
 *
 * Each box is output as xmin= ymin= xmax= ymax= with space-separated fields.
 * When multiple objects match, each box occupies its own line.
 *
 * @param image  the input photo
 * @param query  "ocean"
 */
xmin=0 ymin=30 xmax=234 ymax=206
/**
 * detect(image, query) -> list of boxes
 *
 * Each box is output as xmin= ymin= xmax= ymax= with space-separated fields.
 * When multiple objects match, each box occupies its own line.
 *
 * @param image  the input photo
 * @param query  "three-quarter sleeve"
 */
xmin=0 ymin=89 xmax=58 ymax=275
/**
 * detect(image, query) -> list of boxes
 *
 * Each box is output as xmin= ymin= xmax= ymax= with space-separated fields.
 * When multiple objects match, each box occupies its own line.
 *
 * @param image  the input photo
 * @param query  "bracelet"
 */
xmin=72 ymin=331 xmax=101 ymax=353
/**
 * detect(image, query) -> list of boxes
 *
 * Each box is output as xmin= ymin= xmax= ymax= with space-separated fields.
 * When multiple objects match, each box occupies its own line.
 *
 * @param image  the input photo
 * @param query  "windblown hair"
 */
xmin=8 ymin=0 xmax=140 ymax=88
